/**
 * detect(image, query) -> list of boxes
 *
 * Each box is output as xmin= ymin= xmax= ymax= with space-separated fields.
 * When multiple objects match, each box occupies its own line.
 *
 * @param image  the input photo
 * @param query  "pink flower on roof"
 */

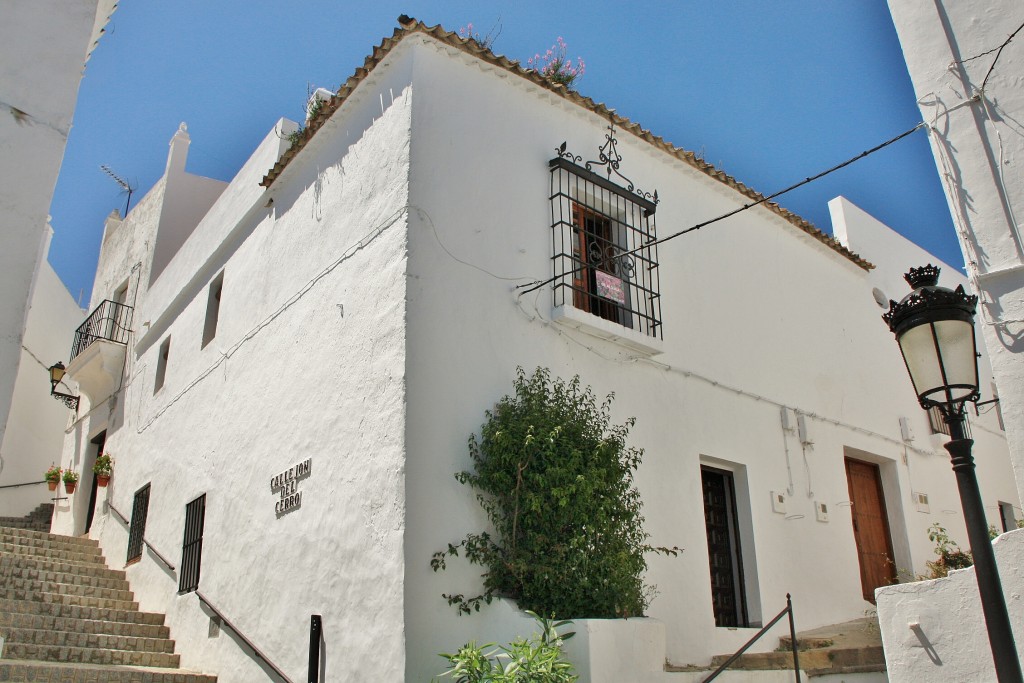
xmin=526 ymin=37 xmax=585 ymax=90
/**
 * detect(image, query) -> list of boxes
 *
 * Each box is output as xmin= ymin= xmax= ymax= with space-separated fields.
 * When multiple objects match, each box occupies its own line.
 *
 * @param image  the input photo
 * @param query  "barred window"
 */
xmin=126 ymin=484 xmax=150 ymax=564
xmin=549 ymin=146 xmax=661 ymax=339
xmin=179 ymin=494 xmax=206 ymax=594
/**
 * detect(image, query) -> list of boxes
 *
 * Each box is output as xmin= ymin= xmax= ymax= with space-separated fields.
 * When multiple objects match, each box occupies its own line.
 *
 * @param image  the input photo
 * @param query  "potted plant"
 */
xmin=93 ymin=453 xmax=113 ymax=487
xmin=45 ymin=465 xmax=61 ymax=491
xmin=63 ymin=468 xmax=79 ymax=494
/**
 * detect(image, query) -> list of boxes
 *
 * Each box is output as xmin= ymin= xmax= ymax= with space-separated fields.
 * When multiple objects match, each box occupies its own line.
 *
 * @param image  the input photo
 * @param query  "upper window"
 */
xmin=154 ymin=337 xmax=170 ymax=393
xmin=549 ymin=125 xmax=661 ymax=339
xmin=202 ymin=271 xmax=224 ymax=348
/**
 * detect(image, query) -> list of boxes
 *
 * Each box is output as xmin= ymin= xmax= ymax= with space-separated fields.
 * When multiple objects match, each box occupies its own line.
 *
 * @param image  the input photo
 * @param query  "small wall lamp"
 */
xmin=48 ymin=361 xmax=80 ymax=411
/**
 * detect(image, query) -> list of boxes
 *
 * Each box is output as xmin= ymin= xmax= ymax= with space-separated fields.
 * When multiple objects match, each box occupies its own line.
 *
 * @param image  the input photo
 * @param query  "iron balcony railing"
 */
xmin=70 ymin=299 xmax=134 ymax=361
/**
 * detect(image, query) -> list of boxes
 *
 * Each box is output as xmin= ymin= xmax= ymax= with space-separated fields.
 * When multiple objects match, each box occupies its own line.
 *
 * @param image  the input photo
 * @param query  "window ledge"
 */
xmin=552 ymin=305 xmax=664 ymax=356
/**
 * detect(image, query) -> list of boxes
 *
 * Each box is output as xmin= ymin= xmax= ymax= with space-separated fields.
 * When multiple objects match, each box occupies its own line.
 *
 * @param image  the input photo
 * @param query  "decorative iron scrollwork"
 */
xmin=588 ymin=242 xmax=636 ymax=279
xmin=53 ymin=393 xmax=80 ymax=411
xmin=556 ymin=124 xmax=659 ymax=206
xmin=554 ymin=141 xmax=582 ymax=165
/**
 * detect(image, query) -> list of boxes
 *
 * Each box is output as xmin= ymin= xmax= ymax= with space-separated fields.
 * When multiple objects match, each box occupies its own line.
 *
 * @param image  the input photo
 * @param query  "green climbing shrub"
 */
xmin=431 ymin=367 xmax=678 ymax=618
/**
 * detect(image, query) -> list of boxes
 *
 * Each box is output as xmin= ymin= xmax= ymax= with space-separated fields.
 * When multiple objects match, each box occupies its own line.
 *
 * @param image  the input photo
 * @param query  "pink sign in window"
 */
xmin=595 ymin=270 xmax=625 ymax=304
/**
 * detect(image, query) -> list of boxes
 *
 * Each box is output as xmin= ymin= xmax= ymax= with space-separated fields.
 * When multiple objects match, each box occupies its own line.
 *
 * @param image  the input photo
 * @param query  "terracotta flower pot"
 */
xmin=96 ymin=474 xmax=110 ymax=487
xmin=47 ymin=480 xmax=58 ymax=491
xmin=64 ymin=482 xmax=77 ymax=494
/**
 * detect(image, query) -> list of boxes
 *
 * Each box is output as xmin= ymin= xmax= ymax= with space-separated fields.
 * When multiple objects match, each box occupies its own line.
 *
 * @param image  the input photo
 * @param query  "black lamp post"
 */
xmin=47 ymin=361 xmax=80 ymax=411
xmin=884 ymin=265 xmax=1022 ymax=682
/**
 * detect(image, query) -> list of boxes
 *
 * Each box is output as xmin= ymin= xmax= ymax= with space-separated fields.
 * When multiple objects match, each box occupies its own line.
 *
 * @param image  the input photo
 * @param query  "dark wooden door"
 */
xmin=845 ymin=458 xmax=896 ymax=602
xmin=85 ymin=431 xmax=106 ymax=533
xmin=702 ymin=466 xmax=748 ymax=627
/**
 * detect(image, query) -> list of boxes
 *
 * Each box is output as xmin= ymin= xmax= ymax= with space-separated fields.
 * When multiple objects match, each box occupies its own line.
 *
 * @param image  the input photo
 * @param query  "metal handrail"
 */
xmin=108 ymin=501 xmax=293 ymax=683
xmin=702 ymin=594 xmax=801 ymax=683
xmin=70 ymin=299 xmax=134 ymax=361
xmin=108 ymin=503 xmax=176 ymax=571
xmin=196 ymin=590 xmax=295 ymax=683
xmin=0 ymin=480 xmax=46 ymax=490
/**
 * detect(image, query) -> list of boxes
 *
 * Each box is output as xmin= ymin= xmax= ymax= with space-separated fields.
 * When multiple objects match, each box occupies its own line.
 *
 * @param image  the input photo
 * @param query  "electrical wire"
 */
xmin=131 ymin=206 xmax=407 ymax=434
xmin=416 ymin=206 xmax=535 ymax=282
xmin=515 ymin=122 xmax=926 ymax=296
xmin=980 ymin=21 xmax=1024 ymax=94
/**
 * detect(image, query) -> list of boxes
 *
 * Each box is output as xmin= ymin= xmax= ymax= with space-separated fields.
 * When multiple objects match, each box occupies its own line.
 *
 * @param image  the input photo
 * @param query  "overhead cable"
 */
xmin=515 ymin=122 xmax=927 ymax=296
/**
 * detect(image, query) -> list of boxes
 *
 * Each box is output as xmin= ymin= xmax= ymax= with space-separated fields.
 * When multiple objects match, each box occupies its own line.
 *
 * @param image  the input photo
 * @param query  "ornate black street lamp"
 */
xmin=884 ymin=265 xmax=1022 ymax=682
xmin=47 ymin=361 xmax=79 ymax=411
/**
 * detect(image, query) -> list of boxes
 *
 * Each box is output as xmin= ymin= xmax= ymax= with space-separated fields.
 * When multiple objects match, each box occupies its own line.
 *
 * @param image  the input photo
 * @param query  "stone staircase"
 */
xmin=696 ymin=617 xmax=887 ymax=679
xmin=0 ymin=502 xmax=54 ymax=532
xmin=0 ymin=511 xmax=217 ymax=682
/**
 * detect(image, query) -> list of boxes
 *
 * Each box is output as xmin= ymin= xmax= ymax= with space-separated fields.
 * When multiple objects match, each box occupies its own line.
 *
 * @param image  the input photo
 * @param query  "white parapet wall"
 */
xmin=876 ymin=528 xmax=1024 ymax=682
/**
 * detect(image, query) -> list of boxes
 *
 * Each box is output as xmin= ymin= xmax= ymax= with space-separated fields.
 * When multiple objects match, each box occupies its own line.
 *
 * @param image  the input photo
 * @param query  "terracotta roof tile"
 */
xmin=260 ymin=17 xmax=873 ymax=270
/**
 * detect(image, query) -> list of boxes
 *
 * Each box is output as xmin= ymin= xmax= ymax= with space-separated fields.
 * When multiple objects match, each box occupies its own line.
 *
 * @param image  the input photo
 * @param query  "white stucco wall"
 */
xmin=877 ymin=529 xmax=1024 ymax=682
xmin=831 ymin=197 xmax=1019 ymax=545
xmin=887 ymin=0 xmax=1024 ymax=501
xmin=397 ymin=35 xmax=1020 ymax=679
xmin=0 ymin=0 xmax=113 ymax=480
xmin=0 ymin=230 xmax=84 ymax=517
xmin=148 ymin=125 xmax=228 ymax=285
xmin=54 ymin=46 xmax=415 ymax=681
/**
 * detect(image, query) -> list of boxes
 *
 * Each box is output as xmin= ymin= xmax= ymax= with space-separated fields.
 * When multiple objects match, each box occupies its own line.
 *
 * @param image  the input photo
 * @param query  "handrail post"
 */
xmin=308 ymin=614 xmax=322 ymax=683
xmin=787 ymin=593 xmax=801 ymax=682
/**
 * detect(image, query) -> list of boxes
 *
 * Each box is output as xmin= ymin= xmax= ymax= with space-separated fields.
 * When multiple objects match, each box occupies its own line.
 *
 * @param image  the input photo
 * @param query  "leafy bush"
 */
xmin=436 ymin=611 xmax=577 ymax=683
xmin=924 ymin=523 xmax=974 ymax=578
xmin=432 ymin=367 xmax=677 ymax=618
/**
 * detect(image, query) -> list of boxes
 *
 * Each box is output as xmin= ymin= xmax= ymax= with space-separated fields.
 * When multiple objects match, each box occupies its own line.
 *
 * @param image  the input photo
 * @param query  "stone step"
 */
xmin=0 ymin=540 xmax=107 ymax=565
xmin=0 ymin=526 xmax=102 ymax=551
xmin=3 ymin=626 xmax=177 ymax=654
xmin=0 ymin=660 xmax=216 ymax=683
xmin=0 ymin=519 xmax=52 ymax=531
xmin=1 ymin=574 xmax=135 ymax=602
xmin=708 ymin=646 xmax=886 ymax=676
xmin=0 ymin=611 xmax=171 ymax=639
xmin=0 ymin=597 xmax=165 ymax=626
xmin=0 ymin=586 xmax=139 ymax=611
xmin=0 ymin=550 xmax=127 ymax=579
xmin=0 ymin=563 xmax=131 ymax=592
xmin=1 ymin=641 xmax=181 ymax=668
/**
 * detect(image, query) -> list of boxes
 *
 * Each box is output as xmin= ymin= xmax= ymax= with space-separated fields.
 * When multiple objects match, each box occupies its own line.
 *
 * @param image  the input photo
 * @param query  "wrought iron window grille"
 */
xmin=127 ymin=484 xmax=151 ymax=563
xmin=179 ymin=494 xmax=206 ymax=594
xmin=70 ymin=299 xmax=134 ymax=362
xmin=549 ymin=124 xmax=662 ymax=339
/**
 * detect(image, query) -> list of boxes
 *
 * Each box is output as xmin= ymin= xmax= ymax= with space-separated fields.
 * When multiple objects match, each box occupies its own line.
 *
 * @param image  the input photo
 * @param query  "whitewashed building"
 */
xmin=0 ymin=0 xmax=115 ymax=516
xmin=51 ymin=19 xmax=1018 ymax=682
xmin=877 ymin=3 xmax=1024 ymax=680
xmin=0 ymin=228 xmax=84 ymax=518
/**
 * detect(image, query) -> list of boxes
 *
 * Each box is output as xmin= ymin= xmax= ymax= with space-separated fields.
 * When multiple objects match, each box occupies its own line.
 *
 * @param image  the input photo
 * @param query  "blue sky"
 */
xmin=49 ymin=1 xmax=956 ymax=304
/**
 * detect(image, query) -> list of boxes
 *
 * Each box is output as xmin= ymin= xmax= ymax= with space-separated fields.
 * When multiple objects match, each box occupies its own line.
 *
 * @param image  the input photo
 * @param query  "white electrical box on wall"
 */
xmin=815 ymin=501 xmax=829 ymax=522
xmin=899 ymin=416 xmax=914 ymax=442
xmin=771 ymin=491 xmax=787 ymax=514
xmin=780 ymin=406 xmax=794 ymax=431
xmin=913 ymin=492 xmax=930 ymax=514
xmin=797 ymin=414 xmax=812 ymax=445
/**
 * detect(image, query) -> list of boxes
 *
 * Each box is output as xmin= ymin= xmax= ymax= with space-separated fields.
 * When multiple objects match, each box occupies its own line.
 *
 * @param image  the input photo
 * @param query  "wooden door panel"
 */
xmin=845 ymin=458 xmax=897 ymax=602
xmin=702 ymin=467 xmax=747 ymax=627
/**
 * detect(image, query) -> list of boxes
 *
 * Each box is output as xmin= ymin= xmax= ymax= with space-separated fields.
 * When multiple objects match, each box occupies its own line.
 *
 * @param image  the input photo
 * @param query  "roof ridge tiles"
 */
xmin=258 ymin=17 xmax=872 ymax=270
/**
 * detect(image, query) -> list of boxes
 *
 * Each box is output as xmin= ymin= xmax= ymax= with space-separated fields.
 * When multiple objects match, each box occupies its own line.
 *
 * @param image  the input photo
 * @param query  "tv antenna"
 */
xmin=100 ymin=165 xmax=135 ymax=216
